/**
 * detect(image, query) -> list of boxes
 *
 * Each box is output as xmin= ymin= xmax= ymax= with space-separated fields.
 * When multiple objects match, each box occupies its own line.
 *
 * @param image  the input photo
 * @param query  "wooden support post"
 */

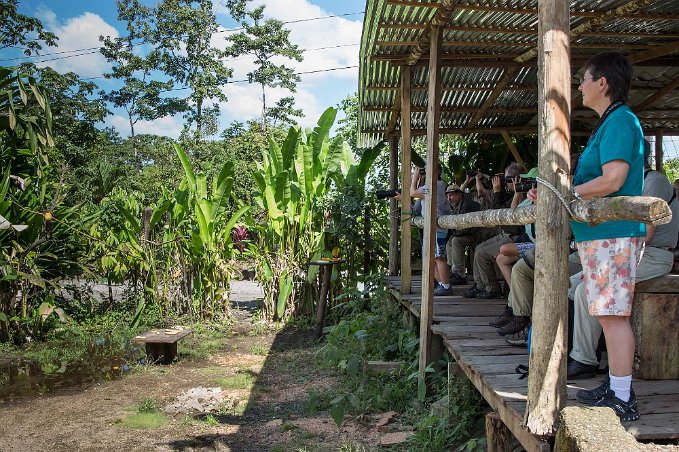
xmin=500 ymin=130 xmax=527 ymax=170
xmin=401 ymin=66 xmax=413 ymax=294
xmin=526 ymin=0 xmax=571 ymax=436
xmin=485 ymin=412 xmax=514 ymax=452
xmin=314 ymin=264 xmax=332 ymax=338
xmin=418 ymin=25 xmax=442 ymax=379
xmin=655 ymin=130 xmax=664 ymax=172
xmin=389 ymin=136 xmax=400 ymax=276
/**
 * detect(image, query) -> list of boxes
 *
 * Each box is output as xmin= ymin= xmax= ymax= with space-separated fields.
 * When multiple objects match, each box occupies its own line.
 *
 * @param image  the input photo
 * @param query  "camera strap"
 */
xmin=574 ymin=100 xmax=625 ymax=175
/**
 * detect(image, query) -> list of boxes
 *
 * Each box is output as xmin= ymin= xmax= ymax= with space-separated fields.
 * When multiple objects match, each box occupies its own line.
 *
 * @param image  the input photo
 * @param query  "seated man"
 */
xmin=491 ymin=249 xmax=582 ymax=342
xmin=444 ymin=183 xmax=497 ymax=284
xmin=568 ymin=148 xmax=679 ymax=378
xmin=464 ymin=163 xmax=525 ymax=299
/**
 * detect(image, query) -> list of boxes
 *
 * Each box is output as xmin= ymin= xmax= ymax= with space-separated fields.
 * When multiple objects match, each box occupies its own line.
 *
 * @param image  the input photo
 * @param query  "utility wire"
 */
xmin=78 ymin=43 xmax=359 ymax=81
xmin=0 ymin=11 xmax=365 ymax=63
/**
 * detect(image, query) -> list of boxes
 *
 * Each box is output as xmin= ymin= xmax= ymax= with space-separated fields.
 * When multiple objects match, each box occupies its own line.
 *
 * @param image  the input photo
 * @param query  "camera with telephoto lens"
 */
xmin=376 ymin=188 xmax=402 ymax=200
xmin=514 ymin=178 xmax=537 ymax=193
xmin=419 ymin=168 xmax=426 ymax=176
xmin=466 ymin=170 xmax=477 ymax=177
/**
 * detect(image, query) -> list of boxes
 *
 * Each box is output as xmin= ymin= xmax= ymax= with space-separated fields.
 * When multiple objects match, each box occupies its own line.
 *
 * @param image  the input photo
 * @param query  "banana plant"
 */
xmin=252 ymin=107 xmax=349 ymax=320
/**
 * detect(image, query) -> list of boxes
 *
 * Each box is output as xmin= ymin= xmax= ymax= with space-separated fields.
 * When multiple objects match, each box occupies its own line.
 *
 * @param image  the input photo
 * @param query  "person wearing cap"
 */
xmin=568 ymin=139 xmax=679 ymax=382
xmin=463 ymin=163 xmax=526 ymax=299
xmin=445 ymin=183 xmax=477 ymax=283
xmin=445 ymin=182 xmax=497 ymax=285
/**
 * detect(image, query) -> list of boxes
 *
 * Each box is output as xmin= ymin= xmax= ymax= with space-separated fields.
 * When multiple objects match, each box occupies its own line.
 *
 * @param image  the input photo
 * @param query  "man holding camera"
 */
xmin=445 ymin=183 xmax=498 ymax=285
xmin=464 ymin=163 xmax=525 ymax=299
xmin=407 ymin=164 xmax=454 ymax=296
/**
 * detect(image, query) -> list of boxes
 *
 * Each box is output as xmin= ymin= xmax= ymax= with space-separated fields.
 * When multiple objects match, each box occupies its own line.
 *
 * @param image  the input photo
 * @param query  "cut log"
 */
xmin=555 ymin=407 xmax=643 ymax=451
xmin=411 ymin=196 xmax=672 ymax=230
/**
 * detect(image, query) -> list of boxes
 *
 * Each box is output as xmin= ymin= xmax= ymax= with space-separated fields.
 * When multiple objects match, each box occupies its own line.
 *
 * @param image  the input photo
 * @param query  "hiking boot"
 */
xmin=489 ymin=305 xmax=514 ymax=328
xmin=576 ymin=376 xmax=610 ymax=405
xmin=449 ymin=273 xmax=467 ymax=285
xmin=433 ymin=284 xmax=453 ymax=296
xmin=476 ymin=287 xmax=504 ymax=299
xmin=497 ymin=315 xmax=531 ymax=335
xmin=593 ymin=389 xmax=640 ymax=422
xmin=505 ymin=326 xmax=530 ymax=347
xmin=567 ymin=358 xmax=597 ymax=380
xmin=463 ymin=284 xmax=483 ymax=298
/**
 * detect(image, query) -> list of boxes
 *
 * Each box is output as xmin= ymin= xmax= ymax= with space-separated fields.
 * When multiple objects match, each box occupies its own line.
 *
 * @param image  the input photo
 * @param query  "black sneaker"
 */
xmin=567 ymin=358 xmax=597 ymax=380
xmin=476 ymin=287 xmax=503 ymax=299
xmin=489 ymin=305 xmax=514 ymax=328
xmin=433 ymin=284 xmax=453 ymax=296
xmin=593 ymin=388 xmax=640 ymax=422
xmin=576 ymin=376 xmax=610 ymax=405
xmin=449 ymin=273 xmax=467 ymax=285
xmin=463 ymin=284 xmax=482 ymax=298
xmin=505 ymin=326 xmax=530 ymax=347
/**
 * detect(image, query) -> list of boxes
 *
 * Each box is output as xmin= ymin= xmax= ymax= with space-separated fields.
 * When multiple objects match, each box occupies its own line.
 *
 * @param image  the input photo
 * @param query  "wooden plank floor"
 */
xmin=387 ymin=276 xmax=679 ymax=447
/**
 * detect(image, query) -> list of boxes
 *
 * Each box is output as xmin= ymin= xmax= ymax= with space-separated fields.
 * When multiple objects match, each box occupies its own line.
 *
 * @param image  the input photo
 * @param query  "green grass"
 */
xmin=249 ymin=344 xmax=269 ymax=356
xmin=121 ymin=412 xmax=169 ymax=429
xmin=203 ymin=413 xmax=220 ymax=426
xmin=213 ymin=370 xmax=257 ymax=390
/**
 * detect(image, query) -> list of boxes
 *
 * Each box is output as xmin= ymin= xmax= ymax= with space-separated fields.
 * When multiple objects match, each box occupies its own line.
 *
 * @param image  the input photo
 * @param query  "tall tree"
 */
xmin=0 ymin=0 xmax=58 ymax=55
xmin=153 ymin=0 xmax=232 ymax=142
xmin=225 ymin=0 xmax=303 ymax=130
xmin=100 ymin=0 xmax=187 ymax=170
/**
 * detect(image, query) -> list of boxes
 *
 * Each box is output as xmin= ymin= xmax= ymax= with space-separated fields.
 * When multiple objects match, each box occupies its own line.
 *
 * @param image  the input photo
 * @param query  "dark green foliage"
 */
xmin=0 ymin=0 xmax=58 ymax=56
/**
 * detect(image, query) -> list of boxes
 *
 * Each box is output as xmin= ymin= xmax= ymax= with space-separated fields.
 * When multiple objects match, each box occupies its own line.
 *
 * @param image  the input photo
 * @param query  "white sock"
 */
xmin=441 ymin=283 xmax=450 ymax=289
xmin=609 ymin=373 xmax=632 ymax=402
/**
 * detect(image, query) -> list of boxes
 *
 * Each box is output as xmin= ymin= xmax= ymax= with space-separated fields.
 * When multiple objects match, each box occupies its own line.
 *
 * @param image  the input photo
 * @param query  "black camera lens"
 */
xmin=467 ymin=170 xmax=477 ymax=177
xmin=419 ymin=168 xmax=426 ymax=175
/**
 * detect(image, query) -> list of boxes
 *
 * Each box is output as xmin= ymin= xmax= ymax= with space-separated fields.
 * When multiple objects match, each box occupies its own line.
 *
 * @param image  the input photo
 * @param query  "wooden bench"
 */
xmin=133 ymin=328 xmax=193 ymax=365
xmin=632 ymin=274 xmax=679 ymax=379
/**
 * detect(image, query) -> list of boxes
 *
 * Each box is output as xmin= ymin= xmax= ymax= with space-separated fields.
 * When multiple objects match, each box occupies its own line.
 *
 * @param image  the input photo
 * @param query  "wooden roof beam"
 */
xmin=634 ymin=77 xmax=679 ymax=112
xmin=384 ymin=0 xmax=679 ymax=21
xmin=379 ymin=23 xmax=679 ymax=40
xmin=365 ymin=106 xmax=536 ymax=114
xmin=376 ymin=40 xmax=655 ymax=51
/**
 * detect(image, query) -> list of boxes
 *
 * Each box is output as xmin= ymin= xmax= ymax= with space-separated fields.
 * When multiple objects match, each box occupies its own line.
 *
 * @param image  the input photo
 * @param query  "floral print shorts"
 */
xmin=576 ymin=237 xmax=645 ymax=316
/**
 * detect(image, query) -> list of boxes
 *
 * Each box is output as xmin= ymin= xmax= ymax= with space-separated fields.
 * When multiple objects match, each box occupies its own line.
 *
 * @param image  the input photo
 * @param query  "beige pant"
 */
xmin=509 ymin=251 xmax=582 ymax=316
xmin=473 ymin=233 xmax=513 ymax=291
xmin=569 ymin=246 xmax=674 ymax=366
xmin=446 ymin=227 xmax=498 ymax=274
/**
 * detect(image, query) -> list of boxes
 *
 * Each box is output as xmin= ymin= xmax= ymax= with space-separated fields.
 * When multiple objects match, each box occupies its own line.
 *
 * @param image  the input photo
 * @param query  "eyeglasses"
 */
xmin=574 ymin=76 xmax=597 ymax=85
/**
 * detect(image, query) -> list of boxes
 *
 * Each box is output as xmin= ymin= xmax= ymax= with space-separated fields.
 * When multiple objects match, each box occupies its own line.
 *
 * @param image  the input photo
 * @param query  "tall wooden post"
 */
xmin=401 ymin=66 xmax=413 ymax=294
xmin=418 ymin=25 xmax=442 ymax=376
xmin=526 ymin=0 xmax=571 ymax=436
xmin=389 ymin=136 xmax=400 ymax=276
xmin=655 ymin=130 xmax=664 ymax=172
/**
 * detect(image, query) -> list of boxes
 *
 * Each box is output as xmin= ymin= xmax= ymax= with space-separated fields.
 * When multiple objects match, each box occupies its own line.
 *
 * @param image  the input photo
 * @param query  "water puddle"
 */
xmin=0 ymin=340 xmax=144 ymax=402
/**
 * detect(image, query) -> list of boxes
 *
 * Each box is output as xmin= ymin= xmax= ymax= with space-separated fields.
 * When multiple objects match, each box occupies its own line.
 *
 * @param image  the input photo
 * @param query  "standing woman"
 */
xmin=571 ymin=52 xmax=646 ymax=421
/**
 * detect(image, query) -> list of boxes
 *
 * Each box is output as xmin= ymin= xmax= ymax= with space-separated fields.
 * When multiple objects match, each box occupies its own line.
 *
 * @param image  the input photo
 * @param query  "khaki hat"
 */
xmin=446 ymin=183 xmax=462 ymax=193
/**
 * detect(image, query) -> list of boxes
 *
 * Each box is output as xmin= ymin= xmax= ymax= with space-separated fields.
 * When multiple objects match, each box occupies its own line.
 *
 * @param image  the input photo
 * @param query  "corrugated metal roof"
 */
xmin=358 ymin=0 xmax=679 ymax=147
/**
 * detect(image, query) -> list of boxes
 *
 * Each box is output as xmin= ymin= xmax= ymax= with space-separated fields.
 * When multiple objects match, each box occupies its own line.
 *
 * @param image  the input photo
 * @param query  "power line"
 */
xmin=0 ymin=11 xmax=365 ymax=63
xmin=74 ymin=43 xmax=359 ymax=81
xmin=157 ymin=65 xmax=359 ymax=94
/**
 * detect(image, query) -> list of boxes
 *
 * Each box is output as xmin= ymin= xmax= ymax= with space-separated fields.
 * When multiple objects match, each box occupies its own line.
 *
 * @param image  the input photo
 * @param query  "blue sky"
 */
xmin=6 ymin=0 xmax=366 ymax=138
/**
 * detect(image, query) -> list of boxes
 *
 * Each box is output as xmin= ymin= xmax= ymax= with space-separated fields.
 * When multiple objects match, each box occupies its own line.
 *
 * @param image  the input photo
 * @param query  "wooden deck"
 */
xmin=386 ymin=276 xmax=679 ymax=450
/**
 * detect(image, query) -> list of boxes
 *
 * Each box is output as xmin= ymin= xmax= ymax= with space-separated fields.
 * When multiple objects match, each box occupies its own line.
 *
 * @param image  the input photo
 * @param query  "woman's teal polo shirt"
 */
xmin=571 ymin=105 xmax=646 ymax=242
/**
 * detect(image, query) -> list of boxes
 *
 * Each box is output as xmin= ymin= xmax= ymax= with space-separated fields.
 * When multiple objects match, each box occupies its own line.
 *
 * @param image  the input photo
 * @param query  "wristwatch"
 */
xmin=571 ymin=186 xmax=582 ymax=201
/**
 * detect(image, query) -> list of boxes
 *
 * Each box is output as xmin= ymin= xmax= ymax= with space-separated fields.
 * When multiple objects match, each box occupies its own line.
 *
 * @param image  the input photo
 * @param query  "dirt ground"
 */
xmin=0 ymin=282 xmax=380 ymax=452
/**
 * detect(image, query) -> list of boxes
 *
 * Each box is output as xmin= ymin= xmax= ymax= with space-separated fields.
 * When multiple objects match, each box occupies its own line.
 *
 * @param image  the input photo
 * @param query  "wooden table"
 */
xmin=309 ymin=259 xmax=344 ymax=338
xmin=132 ymin=328 xmax=193 ymax=364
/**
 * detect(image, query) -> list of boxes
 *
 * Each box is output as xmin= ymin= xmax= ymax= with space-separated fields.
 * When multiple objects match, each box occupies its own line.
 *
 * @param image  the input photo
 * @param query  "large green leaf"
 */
xmin=174 ymin=143 xmax=196 ymax=191
xmin=310 ymin=107 xmax=336 ymax=160
xmin=281 ymin=126 xmax=299 ymax=171
xmin=276 ymin=272 xmax=293 ymax=319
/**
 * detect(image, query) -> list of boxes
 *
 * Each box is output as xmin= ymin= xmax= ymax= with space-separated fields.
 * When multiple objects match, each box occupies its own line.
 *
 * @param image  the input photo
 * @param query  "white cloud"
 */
xmin=212 ymin=0 xmax=361 ymax=128
xmin=35 ymin=11 xmax=119 ymax=78
xmin=107 ymin=114 xmax=185 ymax=139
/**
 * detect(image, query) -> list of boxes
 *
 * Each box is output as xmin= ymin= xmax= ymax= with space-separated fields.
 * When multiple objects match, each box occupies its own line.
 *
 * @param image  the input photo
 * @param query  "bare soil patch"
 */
xmin=0 ymin=283 xmax=378 ymax=451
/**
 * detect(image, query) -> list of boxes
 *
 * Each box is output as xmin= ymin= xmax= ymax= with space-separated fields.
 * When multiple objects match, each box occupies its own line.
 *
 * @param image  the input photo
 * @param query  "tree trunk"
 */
xmin=411 ymin=196 xmax=672 ymax=230
xmin=400 ymin=65 xmax=413 ymax=294
xmin=388 ymin=136 xmax=399 ymax=276
xmin=526 ymin=0 xmax=571 ymax=435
